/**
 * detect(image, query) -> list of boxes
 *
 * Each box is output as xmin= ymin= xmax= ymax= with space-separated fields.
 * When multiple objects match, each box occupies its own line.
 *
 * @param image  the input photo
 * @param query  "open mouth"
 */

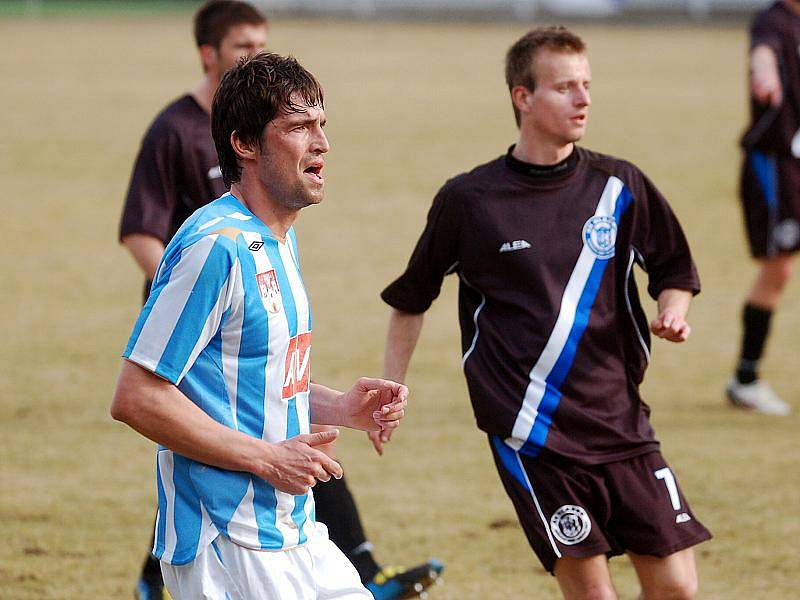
xmin=303 ymin=164 xmax=324 ymax=183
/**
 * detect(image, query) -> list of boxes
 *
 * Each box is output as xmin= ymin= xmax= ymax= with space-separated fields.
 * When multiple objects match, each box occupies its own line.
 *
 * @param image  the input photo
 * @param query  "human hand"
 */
xmin=258 ymin=430 xmax=343 ymax=495
xmin=340 ymin=377 xmax=408 ymax=433
xmin=650 ymin=309 xmax=691 ymax=343
xmin=367 ymin=428 xmax=396 ymax=456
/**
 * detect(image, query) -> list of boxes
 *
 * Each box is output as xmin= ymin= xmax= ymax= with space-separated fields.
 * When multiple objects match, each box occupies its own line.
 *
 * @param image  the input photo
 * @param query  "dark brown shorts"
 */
xmin=739 ymin=150 xmax=800 ymax=258
xmin=489 ymin=436 xmax=712 ymax=573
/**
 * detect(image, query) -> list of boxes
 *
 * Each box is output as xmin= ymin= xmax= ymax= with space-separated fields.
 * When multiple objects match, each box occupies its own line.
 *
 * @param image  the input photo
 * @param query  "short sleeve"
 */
xmin=123 ymin=233 xmax=238 ymax=384
xmin=750 ymin=9 xmax=782 ymax=54
xmin=629 ymin=173 xmax=700 ymax=300
xmin=381 ymin=185 xmax=462 ymax=313
xmin=119 ymin=119 xmax=182 ymax=243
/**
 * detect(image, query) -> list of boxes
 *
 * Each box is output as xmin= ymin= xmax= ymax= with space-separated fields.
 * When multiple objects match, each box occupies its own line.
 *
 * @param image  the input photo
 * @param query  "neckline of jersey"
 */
xmin=225 ymin=192 xmax=289 ymax=245
xmin=503 ymin=146 xmax=584 ymax=188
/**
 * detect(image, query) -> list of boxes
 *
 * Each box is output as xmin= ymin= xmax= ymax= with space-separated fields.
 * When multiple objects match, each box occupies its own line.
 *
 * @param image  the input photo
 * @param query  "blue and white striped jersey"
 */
xmin=123 ymin=193 xmax=316 ymax=565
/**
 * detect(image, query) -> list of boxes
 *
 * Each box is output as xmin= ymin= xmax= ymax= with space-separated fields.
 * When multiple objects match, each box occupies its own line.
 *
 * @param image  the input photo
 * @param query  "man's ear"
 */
xmin=231 ymin=131 xmax=258 ymax=162
xmin=511 ymin=85 xmax=534 ymax=117
xmin=198 ymin=44 xmax=218 ymax=73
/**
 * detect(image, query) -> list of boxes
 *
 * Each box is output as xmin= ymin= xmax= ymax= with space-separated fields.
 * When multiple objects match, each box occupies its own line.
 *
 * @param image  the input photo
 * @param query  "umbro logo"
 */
xmin=675 ymin=512 xmax=692 ymax=524
xmin=248 ymin=241 xmax=264 ymax=252
xmin=499 ymin=240 xmax=531 ymax=253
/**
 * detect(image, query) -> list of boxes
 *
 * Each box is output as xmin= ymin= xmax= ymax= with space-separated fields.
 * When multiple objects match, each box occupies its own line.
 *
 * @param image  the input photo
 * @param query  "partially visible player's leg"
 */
xmin=135 ymin=519 xmax=165 ymax=600
xmin=729 ymin=151 xmax=799 ymax=414
xmin=628 ymin=548 xmax=697 ymax=600
xmin=312 ymin=424 xmax=443 ymax=598
xmin=746 ymin=254 xmax=794 ymax=309
xmin=553 ymin=555 xmax=617 ymax=600
xmin=603 ymin=453 xmax=710 ymax=600
xmin=488 ymin=436 xmax=620 ymax=597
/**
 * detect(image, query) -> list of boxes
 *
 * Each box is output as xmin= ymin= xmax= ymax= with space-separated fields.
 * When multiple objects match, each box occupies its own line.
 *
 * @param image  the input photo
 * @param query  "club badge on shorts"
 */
xmin=550 ymin=505 xmax=592 ymax=545
xmin=256 ymin=269 xmax=282 ymax=314
xmin=583 ymin=215 xmax=617 ymax=259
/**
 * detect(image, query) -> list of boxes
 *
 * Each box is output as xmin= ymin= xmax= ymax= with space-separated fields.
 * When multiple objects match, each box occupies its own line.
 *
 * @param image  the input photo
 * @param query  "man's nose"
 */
xmin=312 ymin=127 xmax=330 ymax=154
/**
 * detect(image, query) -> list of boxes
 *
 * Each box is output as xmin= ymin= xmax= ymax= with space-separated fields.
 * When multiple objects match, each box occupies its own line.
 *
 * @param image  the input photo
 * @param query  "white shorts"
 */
xmin=161 ymin=523 xmax=372 ymax=600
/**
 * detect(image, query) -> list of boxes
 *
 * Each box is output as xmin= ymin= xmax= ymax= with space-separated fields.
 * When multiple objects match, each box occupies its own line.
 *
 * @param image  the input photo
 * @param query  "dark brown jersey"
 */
xmin=382 ymin=147 xmax=700 ymax=465
xmin=741 ymin=2 xmax=800 ymax=154
xmin=119 ymin=95 xmax=227 ymax=245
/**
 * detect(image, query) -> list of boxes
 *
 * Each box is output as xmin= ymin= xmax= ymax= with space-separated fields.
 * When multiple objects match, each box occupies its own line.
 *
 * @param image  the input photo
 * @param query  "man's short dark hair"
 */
xmin=194 ymin=0 xmax=267 ymax=49
xmin=212 ymin=52 xmax=324 ymax=187
xmin=505 ymin=26 xmax=586 ymax=126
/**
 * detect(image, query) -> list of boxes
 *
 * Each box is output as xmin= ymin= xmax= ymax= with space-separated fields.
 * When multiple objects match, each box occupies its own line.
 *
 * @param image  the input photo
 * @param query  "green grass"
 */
xmin=0 ymin=13 xmax=798 ymax=600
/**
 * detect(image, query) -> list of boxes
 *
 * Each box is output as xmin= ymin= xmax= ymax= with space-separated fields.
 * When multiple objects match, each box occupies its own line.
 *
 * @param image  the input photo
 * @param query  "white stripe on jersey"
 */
xmin=242 ymin=231 xmax=298 ymax=547
xmin=178 ymin=260 xmax=237 ymax=382
xmin=220 ymin=260 xmax=245 ymax=429
xmin=158 ymin=450 xmax=178 ymax=563
xmin=198 ymin=216 xmax=225 ymax=231
xmin=508 ymin=176 xmax=624 ymax=450
xmin=280 ymin=240 xmax=316 ymax=543
xmin=279 ymin=240 xmax=311 ymax=435
xmin=228 ymin=480 xmax=261 ymax=548
xmin=128 ymin=235 xmax=217 ymax=372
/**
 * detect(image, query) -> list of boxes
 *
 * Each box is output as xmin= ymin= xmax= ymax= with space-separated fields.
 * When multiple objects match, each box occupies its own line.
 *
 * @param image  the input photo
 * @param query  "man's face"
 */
xmin=524 ymin=50 xmax=591 ymax=146
xmin=256 ymin=97 xmax=330 ymax=211
xmin=205 ymin=23 xmax=268 ymax=79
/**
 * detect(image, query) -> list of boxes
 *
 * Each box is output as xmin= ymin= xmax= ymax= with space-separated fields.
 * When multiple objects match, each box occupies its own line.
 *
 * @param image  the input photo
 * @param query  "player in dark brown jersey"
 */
xmin=726 ymin=1 xmax=799 ymax=416
xmin=119 ymin=3 xmax=439 ymax=599
xmin=381 ymin=27 xmax=711 ymax=599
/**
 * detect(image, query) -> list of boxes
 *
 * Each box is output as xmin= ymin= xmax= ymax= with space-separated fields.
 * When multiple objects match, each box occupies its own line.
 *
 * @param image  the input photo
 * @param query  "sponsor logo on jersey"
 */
xmin=582 ymin=215 xmax=617 ymax=259
xmin=255 ymin=269 xmax=282 ymax=314
xmin=248 ymin=241 xmax=264 ymax=252
xmin=675 ymin=512 xmax=692 ymax=524
xmin=283 ymin=332 xmax=311 ymax=399
xmin=550 ymin=505 xmax=592 ymax=545
xmin=207 ymin=165 xmax=222 ymax=180
xmin=499 ymin=240 xmax=532 ymax=253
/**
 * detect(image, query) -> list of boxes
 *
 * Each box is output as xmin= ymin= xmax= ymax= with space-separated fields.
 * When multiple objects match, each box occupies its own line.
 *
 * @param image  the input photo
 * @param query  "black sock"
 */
xmin=736 ymin=303 xmax=773 ymax=384
xmin=314 ymin=474 xmax=380 ymax=583
xmin=139 ymin=520 xmax=162 ymax=586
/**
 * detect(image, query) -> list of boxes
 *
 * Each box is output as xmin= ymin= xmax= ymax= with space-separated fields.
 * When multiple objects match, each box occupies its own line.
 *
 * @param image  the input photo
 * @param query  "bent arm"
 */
xmin=121 ymin=233 xmax=165 ymax=281
xmin=650 ymin=288 xmax=693 ymax=343
xmin=383 ymin=309 xmax=425 ymax=382
xmin=111 ymin=360 xmax=271 ymax=475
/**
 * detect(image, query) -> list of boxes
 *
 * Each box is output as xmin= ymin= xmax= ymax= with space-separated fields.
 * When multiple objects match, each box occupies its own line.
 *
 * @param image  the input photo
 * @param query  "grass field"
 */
xmin=1 ymin=8 xmax=798 ymax=600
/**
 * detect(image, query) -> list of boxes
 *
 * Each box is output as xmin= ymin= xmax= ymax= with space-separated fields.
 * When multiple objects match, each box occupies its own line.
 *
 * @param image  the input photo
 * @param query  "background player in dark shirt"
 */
xmin=382 ymin=27 xmax=710 ymax=600
xmin=120 ymin=3 xmax=439 ymax=599
xmin=726 ymin=0 xmax=799 ymax=416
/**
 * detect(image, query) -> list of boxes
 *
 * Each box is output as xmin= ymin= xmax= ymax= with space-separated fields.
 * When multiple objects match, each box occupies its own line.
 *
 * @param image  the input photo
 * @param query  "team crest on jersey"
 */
xmin=256 ymin=270 xmax=282 ymax=314
xmin=774 ymin=219 xmax=800 ymax=249
xmin=283 ymin=333 xmax=311 ymax=399
xmin=550 ymin=505 xmax=591 ymax=545
xmin=582 ymin=215 xmax=617 ymax=259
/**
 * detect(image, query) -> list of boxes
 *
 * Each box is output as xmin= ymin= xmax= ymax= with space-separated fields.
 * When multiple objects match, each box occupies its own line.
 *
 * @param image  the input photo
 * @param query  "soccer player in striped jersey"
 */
xmin=381 ymin=27 xmax=710 ymax=599
xmin=119 ymin=3 xmax=438 ymax=598
xmin=112 ymin=52 xmax=407 ymax=600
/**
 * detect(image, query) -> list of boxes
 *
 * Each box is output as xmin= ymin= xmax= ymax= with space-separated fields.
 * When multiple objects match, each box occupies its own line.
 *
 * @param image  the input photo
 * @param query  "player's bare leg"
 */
xmin=727 ymin=254 xmax=794 ymax=415
xmin=628 ymin=547 xmax=698 ymax=600
xmin=746 ymin=254 xmax=794 ymax=309
xmin=554 ymin=555 xmax=617 ymax=600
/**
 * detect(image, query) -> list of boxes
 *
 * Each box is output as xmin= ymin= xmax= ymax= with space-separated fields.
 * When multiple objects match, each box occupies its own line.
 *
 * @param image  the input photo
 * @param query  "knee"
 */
xmin=565 ymin=584 xmax=617 ymax=600
xmin=763 ymin=257 xmax=793 ymax=291
xmin=642 ymin=577 xmax=698 ymax=600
